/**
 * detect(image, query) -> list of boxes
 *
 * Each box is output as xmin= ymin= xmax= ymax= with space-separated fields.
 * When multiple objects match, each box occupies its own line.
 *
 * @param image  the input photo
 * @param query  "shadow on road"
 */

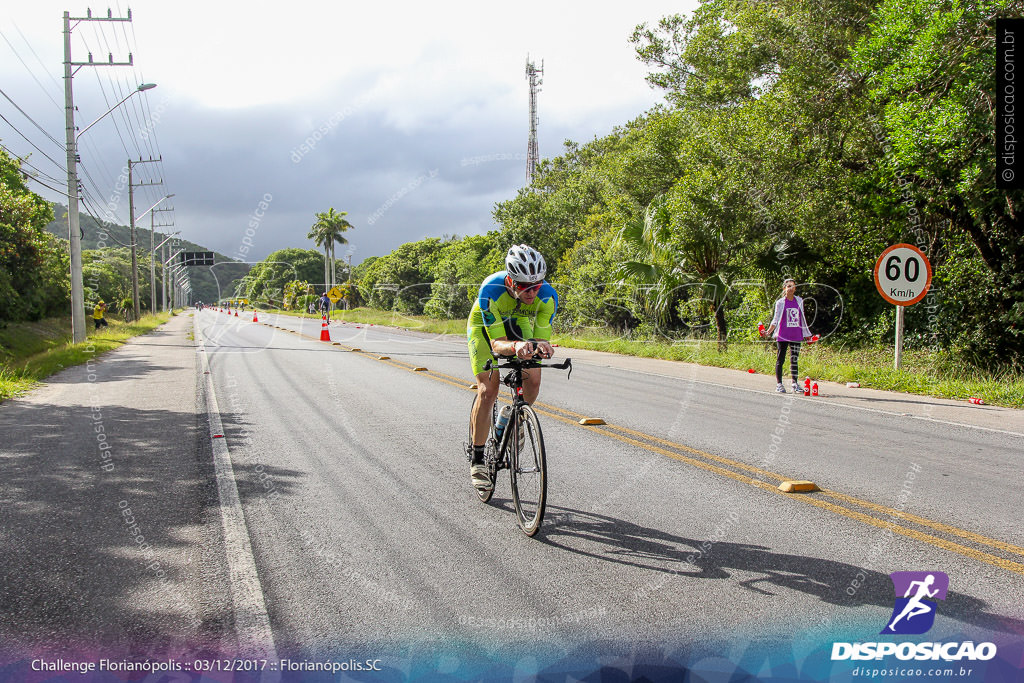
xmin=0 ymin=397 xmax=302 ymax=659
xmin=535 ymin=504 xmax=1024 ymax=636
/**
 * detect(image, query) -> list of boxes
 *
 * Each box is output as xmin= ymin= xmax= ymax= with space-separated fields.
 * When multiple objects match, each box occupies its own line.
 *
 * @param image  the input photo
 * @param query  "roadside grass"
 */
xmin=257 ymin=306 xmax=1023 ymax=408
xmin=561 ymin=330 xmax=1024 ymax=409
xmin=266 ymin=306 xmax=466 ymax=335
xmin=0 ymin=312 xmax=174 ymax=401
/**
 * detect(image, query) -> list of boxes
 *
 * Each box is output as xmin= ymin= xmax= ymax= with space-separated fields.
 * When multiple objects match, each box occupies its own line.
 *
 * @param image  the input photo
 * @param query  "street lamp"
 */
xmin=153 ymin=229 xmax=179 ymax=313
xmin=76 ymin=83 xmax=156 ymax=139
xmin=165 ymin=248 xmax=185 ymax=312
xmin=137 ymin=193 xmax=175 ymax=313
xmin=66 ymin=80 xmax=157 ymax=343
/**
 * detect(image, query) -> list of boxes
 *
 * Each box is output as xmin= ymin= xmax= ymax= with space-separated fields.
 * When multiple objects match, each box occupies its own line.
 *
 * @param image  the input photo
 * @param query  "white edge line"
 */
xmin=195 ymin=315 xmax=279 ymax=663
xmin=588 ymin=363 xmax=1024 ymax=439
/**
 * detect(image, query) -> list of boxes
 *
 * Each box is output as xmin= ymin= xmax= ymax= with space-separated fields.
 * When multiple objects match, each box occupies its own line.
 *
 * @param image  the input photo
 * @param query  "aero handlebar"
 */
xmin=484 ymin=356 xmax=572 ymax=380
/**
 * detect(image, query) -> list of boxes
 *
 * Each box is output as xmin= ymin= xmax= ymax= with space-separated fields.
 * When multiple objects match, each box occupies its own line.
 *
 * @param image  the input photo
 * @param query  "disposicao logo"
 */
xmin=882 ymin=571 xmax=948 ymax=635
xmin=831 ymin=571 xmax=997 ymax=663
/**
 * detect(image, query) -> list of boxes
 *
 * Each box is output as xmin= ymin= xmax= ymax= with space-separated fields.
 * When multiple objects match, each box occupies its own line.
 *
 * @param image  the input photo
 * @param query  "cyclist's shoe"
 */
xmin=792 ymin=381 xmax=801 ymax=394
xmin=776 ymin=383 xmax=786 ymax=393
xmin=470 ymin=463 xmax=493 ymax=491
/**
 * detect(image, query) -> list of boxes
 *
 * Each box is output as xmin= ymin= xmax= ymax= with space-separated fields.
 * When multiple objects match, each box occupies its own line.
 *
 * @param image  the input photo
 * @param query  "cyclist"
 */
xmin=318 ymin=292 xmax=332 ymax=320
xmin=467 ymin=244 xmax=558 ymax=491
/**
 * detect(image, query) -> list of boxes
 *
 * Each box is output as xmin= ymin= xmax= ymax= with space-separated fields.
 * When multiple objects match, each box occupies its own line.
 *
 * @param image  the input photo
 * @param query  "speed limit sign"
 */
xmin=874 ymin=244 xmax=932 ymax=306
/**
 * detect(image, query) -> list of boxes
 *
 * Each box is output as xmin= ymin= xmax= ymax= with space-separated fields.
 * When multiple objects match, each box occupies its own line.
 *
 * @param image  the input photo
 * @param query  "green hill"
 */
xmin=45 ymin=203 xmax=250 ymax=305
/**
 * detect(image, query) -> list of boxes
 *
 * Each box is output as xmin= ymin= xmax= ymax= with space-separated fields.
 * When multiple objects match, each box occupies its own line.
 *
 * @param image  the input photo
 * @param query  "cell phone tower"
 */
xmin=525 ymin=55 xmax=543 ymax=185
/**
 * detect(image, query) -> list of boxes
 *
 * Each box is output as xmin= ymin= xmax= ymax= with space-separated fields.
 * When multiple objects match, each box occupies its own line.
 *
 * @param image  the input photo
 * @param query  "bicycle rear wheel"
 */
xmin=467 ymin=395 xmax=497 ymax=503
xmin=509 ymin=404 xmax=547 ymax=536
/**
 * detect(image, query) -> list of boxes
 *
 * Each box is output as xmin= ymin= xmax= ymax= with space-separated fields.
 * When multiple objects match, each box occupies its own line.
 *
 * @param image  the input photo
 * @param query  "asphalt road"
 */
xmin=2 ymin=309 xmax=1021 ymax=678
xmin=195 ymin=310 xmax=1024 ymax=662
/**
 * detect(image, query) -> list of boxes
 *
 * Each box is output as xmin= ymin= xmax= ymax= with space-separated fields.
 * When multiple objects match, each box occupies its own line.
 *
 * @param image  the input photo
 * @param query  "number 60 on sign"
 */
xmin=873 ymin=244 xmax=932 ymax=306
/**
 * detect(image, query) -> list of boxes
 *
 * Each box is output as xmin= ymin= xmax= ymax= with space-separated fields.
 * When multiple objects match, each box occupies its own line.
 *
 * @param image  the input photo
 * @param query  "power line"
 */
xmin=93 ymin=24 xmax=150 ymax=163
xmin=79 ymin=29 xmax=137 ymax=159
xmin=10 ymin=165 xmax=74 ymax=198
xmin=0 ymin=143 xmax=66 ymax=186
xmin=13 ymin=21 xmax=65 ymax=104
xmin=0 ymin=28 xmax=63 ymax=113
xmin=0 ymin=86 xmax=64 ymax=148
xmin=116 ymin=2 xmax=166 ymax=179
xmin=77 ymin=139 xmax=122 ymax=212
xmin=0 ymin=109 xmax=66 ymax=171
xmin=118 ymin=14 xmax=161 ymax=164
xmin=81 ymin=190 xmax=135 ymax=247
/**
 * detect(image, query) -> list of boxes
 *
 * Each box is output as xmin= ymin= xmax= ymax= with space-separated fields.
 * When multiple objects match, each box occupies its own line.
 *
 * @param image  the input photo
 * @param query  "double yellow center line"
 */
xmin=261 ymin=314 xmax=1024 ymax=576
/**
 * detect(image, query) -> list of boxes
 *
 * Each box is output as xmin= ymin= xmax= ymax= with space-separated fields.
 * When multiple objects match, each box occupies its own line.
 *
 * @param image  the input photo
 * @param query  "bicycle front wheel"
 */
xmin=509 ymin=404 xmax=547 ymax=536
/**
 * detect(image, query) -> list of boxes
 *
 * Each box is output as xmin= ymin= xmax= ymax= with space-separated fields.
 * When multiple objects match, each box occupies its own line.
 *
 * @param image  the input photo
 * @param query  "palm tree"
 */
xmin=308 ymin=208 xmax=354 ymax=290
xmin=306 ymin=221 xmax=328 ymax=289
xmin=617 ymin=191 xmax=739 ymax=349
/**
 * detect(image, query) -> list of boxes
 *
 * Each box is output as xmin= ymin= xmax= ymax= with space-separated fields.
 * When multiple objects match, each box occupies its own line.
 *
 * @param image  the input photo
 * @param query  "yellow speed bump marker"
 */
xmin=779 ymin=480 xmax=819 ymax=493
xmin=350 ymin=348 xmax=362 ymax=352
xmin=332 ymin=342 xmax=341 ymax=345
xmin=470 ymin=383 xmax=478 ymax=389
xmin=412 ymin=367 xmax=428 ymax=372
xmin=378 ymin=355 xmax=391 ymax=360
xmin=579 ymin=418 xmax=606 ymax=426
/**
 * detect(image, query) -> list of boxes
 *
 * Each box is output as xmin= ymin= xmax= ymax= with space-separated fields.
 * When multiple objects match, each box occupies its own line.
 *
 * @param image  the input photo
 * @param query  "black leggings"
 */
xmin=775 ymin=341 xmax=801 ymax=383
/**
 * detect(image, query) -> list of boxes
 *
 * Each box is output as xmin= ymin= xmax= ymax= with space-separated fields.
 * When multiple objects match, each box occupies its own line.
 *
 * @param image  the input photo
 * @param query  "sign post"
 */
xmin=873 ymin=244 xmax=932 ymax=370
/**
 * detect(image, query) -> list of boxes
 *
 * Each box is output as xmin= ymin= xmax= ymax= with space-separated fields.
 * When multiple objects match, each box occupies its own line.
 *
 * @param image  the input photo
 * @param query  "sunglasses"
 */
xmin=513 ymin=280 xmax=543 ymax=293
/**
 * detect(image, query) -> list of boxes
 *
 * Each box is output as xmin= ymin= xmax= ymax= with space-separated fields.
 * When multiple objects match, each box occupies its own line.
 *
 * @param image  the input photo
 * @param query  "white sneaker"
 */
xmin=470 ymin=463 xmax=493 ymax=491
xmin=776 ymin=383 xmax=787 ymax=393
xmin=792 ymin=382 xmax=801 ymax=394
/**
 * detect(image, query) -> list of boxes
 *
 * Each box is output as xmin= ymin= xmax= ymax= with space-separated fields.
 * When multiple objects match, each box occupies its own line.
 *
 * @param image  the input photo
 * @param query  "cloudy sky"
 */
xmin=1 ymin=1 xmax=696 ymax=264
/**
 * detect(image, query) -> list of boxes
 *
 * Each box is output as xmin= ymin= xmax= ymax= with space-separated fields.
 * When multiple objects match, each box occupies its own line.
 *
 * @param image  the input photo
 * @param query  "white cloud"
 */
xmin=2 ymin=0 xmax=698 ymax=260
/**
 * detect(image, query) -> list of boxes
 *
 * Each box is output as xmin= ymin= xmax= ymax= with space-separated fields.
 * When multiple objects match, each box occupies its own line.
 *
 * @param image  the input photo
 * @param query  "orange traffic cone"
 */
xmin=252 ymin=311 xmax=258 ymax=322
xmin=320 ymin=318 xmax=331 ymax=341
xmin=234 ymin=310 xmax=238 ymax=317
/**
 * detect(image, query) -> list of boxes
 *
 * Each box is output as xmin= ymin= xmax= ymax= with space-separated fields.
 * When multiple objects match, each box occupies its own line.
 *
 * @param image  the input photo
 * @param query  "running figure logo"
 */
xmin=882 ymin=571 xmax=949 ymax=635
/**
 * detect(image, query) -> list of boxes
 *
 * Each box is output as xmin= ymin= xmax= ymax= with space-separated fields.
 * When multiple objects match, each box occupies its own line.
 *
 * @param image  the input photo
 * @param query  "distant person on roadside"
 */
xmin=763 ymin=278 xmax=812 ymax=393
xmin=92 ymin=300 xmax=108 ymax=330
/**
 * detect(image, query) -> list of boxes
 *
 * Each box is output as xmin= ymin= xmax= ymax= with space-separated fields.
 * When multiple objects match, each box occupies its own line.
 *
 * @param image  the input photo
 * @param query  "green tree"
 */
xmin=358 ymin=238 xmax=445 ymax=314
xmin=0 ymin=150 xmax=64 ymax=321
xmin=850 ymin=0 xmax=1024 ymax=363
xmin=423 ymin=234 xmax=500 ymax=318
xmin=243 ymin=248 xmax=325 ymax=307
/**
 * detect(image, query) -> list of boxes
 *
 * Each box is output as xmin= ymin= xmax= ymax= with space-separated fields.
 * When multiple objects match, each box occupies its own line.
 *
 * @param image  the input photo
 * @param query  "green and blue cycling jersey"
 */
xmin=467 ymin=271 xmax=558 ymax=375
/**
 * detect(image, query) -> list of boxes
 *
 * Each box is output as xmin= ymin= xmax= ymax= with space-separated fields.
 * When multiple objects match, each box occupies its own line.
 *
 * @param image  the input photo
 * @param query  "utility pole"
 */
xmin=167 ymin=238 xmax=182 ymax=311
xmin=150 ymin=208 xmax=174 ymax=312
xmin=64 ymin=8 xmax=133 ymax=343
xmin=128 ymin=157 xmax=162 ymax=320
xmin=525 ymin=55 xmax=543 ymax=186
xmin=162 ymin=243 xmax=168 ymax=311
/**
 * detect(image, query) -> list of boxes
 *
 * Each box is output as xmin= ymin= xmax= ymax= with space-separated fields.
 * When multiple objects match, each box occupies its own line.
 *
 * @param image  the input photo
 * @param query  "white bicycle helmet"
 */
xmin=505 ymin=244 xmax=547 ymax=283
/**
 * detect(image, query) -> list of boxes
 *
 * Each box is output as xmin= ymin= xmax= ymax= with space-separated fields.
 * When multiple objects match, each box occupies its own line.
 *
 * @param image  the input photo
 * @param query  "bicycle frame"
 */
xmin=483 ymin=356 xmax=572 ymax=463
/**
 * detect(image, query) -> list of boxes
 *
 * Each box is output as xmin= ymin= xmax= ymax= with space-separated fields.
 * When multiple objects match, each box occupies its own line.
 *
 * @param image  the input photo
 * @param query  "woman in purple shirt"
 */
xmin=765 ymin=278 xmax=812 ymax=393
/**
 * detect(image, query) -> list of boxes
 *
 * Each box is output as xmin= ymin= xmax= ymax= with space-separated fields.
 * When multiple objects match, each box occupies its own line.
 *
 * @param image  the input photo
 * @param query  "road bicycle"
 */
xmin=465 ymin=353 xmax=572 ymax=536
